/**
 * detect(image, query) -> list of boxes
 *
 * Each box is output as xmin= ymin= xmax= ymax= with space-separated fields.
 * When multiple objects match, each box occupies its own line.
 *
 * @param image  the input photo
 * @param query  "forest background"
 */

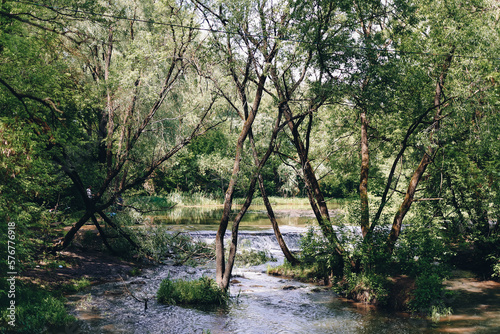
xmin=0 ymin=0 xmax=499 ymax=332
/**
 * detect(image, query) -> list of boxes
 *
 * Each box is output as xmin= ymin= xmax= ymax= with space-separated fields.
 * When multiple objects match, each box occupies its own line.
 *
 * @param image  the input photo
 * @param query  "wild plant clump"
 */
xmin=332 ymin=272 xmax=390 ymax=306
xmin=235 ymin=249 xmax=277 ymax=267
xmin=157 ymin=277 xmax=228 ymax=306
xmin=0 ymin=282 xmax=75 ymax=334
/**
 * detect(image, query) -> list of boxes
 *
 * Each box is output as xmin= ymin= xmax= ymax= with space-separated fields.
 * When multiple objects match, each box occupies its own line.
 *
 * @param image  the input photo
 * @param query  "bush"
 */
xmin=409 ymin=273 xmax=446 ymax=315
xmin=0 ymin=283 xmax=75 ymax=334
xmin=333 ymin=272 xmax=390 ymax=306
xmin=157 ymin=277 xmax=228 ymax=306
xmin=395 ymin=214 xmax=453 ymax=278
xmin=492 ymin=260 xmax=500 ymax=279
xmin=299 ymin=227 xmax=344 ymax=280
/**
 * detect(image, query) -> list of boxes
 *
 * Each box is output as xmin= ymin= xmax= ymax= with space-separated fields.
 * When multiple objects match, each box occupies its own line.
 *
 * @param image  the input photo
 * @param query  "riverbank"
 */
xmin=61 ymin=253 xmax=500 ymax=334
xmin=11 ymin=244 xmax=500 ymax=334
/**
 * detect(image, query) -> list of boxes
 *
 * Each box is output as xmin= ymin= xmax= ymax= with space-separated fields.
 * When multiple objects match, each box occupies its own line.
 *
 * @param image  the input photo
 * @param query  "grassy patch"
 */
xmin=157 ymin=277 xmax=228 ymax=306
xmin=137 ymin=227 xmax=214 ymax=264
xmin=267 ymin=261 xmax=326 ymax=283
xmin=163 ymin=191 xmax=221 ymax=206
xmin=128 ymin=267 xmax=143 ymax=276
xmin=60 ymin=278 xmax=91 ymax=294
xmin=0 ymin=283 xmax=75 ymax=334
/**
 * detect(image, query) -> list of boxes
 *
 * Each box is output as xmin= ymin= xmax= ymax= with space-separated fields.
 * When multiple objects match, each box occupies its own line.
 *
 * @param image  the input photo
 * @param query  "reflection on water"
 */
xmin=152 ymin=204 xmax=329 ymax=230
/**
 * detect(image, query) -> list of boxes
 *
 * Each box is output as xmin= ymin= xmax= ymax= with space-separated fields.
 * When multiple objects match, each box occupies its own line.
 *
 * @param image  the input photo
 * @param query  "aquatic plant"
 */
xmin=157 ymin=277 xmax=228 ymax=306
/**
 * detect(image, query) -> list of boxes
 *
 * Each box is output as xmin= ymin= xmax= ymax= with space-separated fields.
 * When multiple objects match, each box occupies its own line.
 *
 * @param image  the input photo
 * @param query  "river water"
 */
xmin=67 ymin=205 xmax=500 ymax=333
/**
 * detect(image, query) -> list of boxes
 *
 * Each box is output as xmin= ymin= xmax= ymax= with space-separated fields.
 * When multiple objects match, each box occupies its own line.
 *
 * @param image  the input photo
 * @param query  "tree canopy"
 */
xmin=1 ymin=0 xmax=499 ymax=293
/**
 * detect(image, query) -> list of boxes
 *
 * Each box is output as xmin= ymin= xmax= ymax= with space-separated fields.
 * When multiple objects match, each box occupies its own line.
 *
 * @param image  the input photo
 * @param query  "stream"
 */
xmin=67 ymin=229 xmax=435 ymax=334
xmin=65 ymin=205 xmax=500 ymax=333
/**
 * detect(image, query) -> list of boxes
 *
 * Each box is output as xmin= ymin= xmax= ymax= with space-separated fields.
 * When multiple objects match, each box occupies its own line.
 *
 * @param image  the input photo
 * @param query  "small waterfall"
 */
xmin=189 ymin=227 xmax=306 ymax=258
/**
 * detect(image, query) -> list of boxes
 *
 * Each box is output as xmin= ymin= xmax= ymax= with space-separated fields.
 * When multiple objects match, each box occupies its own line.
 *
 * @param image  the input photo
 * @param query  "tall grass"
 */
xmin=130 ymin=191 xmax=353 ymax=209
xmin=0 ymin=283 xmax=75 ymax=334
xmin=157 ymin=277 xmax=228 ymax=306
xmin=163 ymin=191 xmax=222 ymax=206
xmin=235 ymin=196 xmax=310 ymax=206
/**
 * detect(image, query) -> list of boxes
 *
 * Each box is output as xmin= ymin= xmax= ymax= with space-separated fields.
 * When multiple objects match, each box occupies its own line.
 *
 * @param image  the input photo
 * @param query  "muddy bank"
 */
xmin=435 ymin=273 xmax=500 ymax=333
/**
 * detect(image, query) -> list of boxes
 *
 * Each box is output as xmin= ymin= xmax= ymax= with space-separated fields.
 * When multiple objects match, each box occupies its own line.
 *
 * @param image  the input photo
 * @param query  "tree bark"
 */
xmin=387 ymin=152 xmax=432 ymax=254
xmin=249 ymin=124 xmax=299 ymax=266
xmin=359 ymin=109 xmax=369 ymax=238
xmin=215 ymin=72 xmax=267 ymax=289
xmin=215 ymin=119 xmax=253 ymax=287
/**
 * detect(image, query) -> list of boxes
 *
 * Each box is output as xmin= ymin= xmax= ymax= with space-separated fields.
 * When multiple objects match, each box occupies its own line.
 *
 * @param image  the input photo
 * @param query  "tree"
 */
xmin=0 ymin=0 xmax=220 ymax=254
xmin=194 ymin=0 xmax=307 ymax=289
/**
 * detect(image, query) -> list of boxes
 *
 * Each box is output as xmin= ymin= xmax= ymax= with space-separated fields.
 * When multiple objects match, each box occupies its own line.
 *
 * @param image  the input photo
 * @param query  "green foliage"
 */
xmin=135 ymin=225 xmax=214 ymax=265
xmin=491 ymin=260 xmax=500 ymax=280
xmin=0 ymin=283 xmax=75 ymax=334
xmin=333 ymin=272 xmax=391 ymax=306
xmin=128 ymin=267 xmax=143 ymax=276
xmin=157 ymin=277 xmax=228 ymax=306
xmin=154 ymin=129 xmax=233 ymax=196
xmin=408 ymin=273 xmax=450 ymax=318
xmin=234 ymin=249 xmax=276 ymax=267
xmin=395 ymin=214 xmax=453 ymax=278
xmin=60 ymin=278 xmax=91 ymax=294
xmin=163 ymin=191 xmax=221 ymax=206
xmin=267 ymin=261 xmax=329 ymax=283
xmin=299 ymin=227 xmax=344 ymax=279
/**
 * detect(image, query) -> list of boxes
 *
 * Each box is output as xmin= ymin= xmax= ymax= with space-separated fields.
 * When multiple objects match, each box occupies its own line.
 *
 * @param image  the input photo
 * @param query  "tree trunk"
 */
xmin=258 ymin=173 xmax=300 ymax=265
xmin=386 ymin=153 xmax=431 ymax=254
xmin=52 ymin=211 xmax=93 ymax=251
xmin=221 ymin=173 xmax=259 ymax=288
xmin=359 ymin=109 xmax=370 ymax=238
xmin=386 ymin=49 xmax=455 ymax=255
xmin=215 ymin=99 xmax=261 ymax=289
xmin=249 ymin=125 xmax=299 ymax=266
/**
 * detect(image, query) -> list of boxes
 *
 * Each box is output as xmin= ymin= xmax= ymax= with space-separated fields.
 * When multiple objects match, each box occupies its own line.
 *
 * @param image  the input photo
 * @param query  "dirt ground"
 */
xmin=436 ymin=272 xmax=500 ymax=333
xmin=21 ymin=248 xmax=142 ymax=287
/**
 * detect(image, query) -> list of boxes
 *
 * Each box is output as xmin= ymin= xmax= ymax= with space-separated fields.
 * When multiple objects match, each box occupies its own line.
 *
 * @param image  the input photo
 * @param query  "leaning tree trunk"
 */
xmin=215 ymin=96 xmax=261 ymax=289
xmin=359 ymin=108 xmax=370 ymax=238
xmin=248 ymin=125 xmax=300 ymax=266
xmin=386 ymin=152 xmax=432 ymax=254
xmin=257 ymin=173 xmax=300 ymax=265
xmin=386 ymin=49 xmax=455 ymax=255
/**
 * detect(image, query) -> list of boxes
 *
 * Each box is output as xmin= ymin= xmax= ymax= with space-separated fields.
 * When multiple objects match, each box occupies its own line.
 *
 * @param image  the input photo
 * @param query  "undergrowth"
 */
xmin=0 ymin=282 xmax=75 ymax=334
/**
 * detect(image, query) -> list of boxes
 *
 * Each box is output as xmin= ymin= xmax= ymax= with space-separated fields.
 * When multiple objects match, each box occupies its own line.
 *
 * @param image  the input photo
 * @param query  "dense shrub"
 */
xmin=333 ymin=272 xmax=391 ymax=306
xmin=408 ymin=273 xmax=452 ymax=320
